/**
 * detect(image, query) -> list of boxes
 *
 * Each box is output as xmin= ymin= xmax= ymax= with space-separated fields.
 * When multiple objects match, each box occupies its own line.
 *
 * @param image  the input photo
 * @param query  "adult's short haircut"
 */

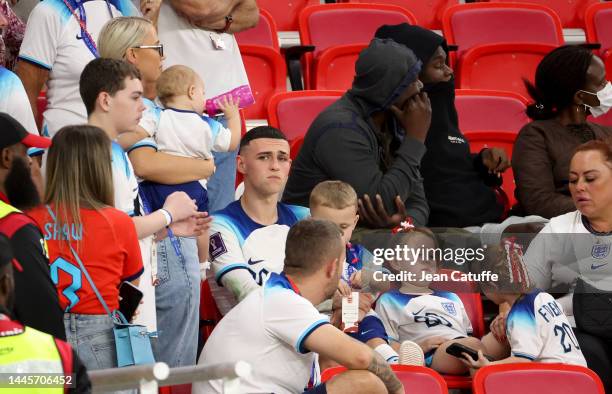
xmin=310 ymin=180 xmax=358 ymax=210
xmin=239 ymin=126 xmax=287 ymax=153
xmin=284 ymin=219 xmax=343 ymax=277
xmin=79 ymin=58 xmax=142 ymax=116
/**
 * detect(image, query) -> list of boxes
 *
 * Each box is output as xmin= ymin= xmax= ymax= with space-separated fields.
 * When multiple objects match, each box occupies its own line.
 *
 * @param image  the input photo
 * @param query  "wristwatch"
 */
xmin=218 ymin=14 xmax=233 ymax=33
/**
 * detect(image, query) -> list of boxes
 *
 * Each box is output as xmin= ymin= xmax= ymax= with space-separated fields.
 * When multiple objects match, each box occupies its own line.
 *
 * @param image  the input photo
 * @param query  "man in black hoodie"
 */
xmin=283 ymin=38 xmax=431 ymax=228
xmin=375 ymin=24 xmax=511 ymax=228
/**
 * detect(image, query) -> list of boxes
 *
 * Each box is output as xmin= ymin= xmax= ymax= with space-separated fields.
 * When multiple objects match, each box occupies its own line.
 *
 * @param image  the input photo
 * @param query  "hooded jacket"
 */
xmin=376 ymin=24 xmax=503 ymax=228
xmin=282 ymin=38 xmax=429 ymax=226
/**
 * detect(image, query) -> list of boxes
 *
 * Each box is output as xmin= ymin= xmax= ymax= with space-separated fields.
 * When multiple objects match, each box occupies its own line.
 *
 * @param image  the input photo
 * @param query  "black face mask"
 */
xmin=421 ymin=77 xmax=456 ymax=96
xmin=5 ymin=156 xmax=40 ymax=211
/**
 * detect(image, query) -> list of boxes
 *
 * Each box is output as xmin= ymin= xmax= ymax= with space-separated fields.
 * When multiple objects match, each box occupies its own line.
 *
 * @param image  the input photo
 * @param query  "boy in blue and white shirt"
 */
xmin=461 ymin=239 xmax=586 ymax=371
xmin=310 ymin=181 xmax=399 ymax=364
xmin=137 ymin=64 xmax=241 ymax=265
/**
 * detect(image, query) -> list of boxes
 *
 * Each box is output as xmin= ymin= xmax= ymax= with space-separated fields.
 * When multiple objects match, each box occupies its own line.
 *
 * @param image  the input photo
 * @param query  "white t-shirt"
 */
xmin=18 ymin=0 xmax=138 ymax=137
xmin=0 ymin=67 xmax=38 ymax=134
xmin=208 ymin=200 xmax=310 ymax=315
xmin=156 ymin=2 xmax=249 ymax=99
xmin=525 ymin=210 xmax=612 ymax=292
xmin=111 ymin=141 xmax=138 ymax=216
xmin=375 ymin=289 xmax=473 ymax=344
xmin=194 ymin=272 xmax=330 ymax=394
xmin=506 ymin=290 xmax=586 ymax=366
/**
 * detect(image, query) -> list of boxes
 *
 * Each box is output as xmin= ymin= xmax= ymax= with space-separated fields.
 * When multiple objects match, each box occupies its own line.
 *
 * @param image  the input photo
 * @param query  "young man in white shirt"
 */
xmin=79 ymin=58 xmax=209 ymax=333
xmin=195 ymin=219 xmax=404 ymax=394
xmin=208 ymin=126 xmax=309 ymax=315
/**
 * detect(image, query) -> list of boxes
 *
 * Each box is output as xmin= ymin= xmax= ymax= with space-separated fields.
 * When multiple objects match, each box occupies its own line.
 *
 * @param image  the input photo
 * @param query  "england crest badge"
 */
xmin=442 ymin=302 xmax=457 ymax=316
xmin=592 ymin=242 xmax=611 ymax=260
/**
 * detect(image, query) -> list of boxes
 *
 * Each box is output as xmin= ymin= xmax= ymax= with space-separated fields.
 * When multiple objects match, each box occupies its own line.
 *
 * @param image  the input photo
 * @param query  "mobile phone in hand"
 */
xmin=119 ymin=281 xmax=143 ymax=322
xmin=445 ymin=343 xmax=495 ymax=362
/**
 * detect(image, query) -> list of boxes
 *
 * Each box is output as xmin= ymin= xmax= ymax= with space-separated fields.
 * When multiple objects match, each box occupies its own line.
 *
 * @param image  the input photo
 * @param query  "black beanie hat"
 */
xmin=375 ymin=23 xmax=448 ymax=66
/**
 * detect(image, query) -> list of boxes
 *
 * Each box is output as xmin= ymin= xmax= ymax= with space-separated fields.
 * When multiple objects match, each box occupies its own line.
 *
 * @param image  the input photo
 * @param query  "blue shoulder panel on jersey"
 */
xmin=212 ymin=212 xmax=247 ymax=247
xmin=201 ymin=115 xmax=223 ymax=142
xmin=507 ymin=289 xmax=541 ymax=330
xmin=432 ymin=290 xmax=462 ymax=305
xmin=43 ymin=0 xmax=72 ymax=23
xmin=111 ymin=141 xmax=132 ymax=178
xmin=127 ymin=138 xmax=158 ymax=154
xmin=296 ymin=320 xmax=330 ymax=354
xmin=17 ymin=55 xmax=52 ymax=71
xmin=378 ymin=290 xmax=420 ymax=310
xmin=284 ymin=204 xmax=310 ymax=222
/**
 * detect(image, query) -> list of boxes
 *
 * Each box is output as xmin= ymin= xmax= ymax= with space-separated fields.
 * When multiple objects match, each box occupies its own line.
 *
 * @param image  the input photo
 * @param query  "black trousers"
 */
xmin=575 ymin=328 xmax=612 ymax=393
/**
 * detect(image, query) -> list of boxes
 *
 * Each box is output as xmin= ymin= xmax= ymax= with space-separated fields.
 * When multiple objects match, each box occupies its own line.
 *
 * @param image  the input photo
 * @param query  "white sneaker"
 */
xmin=399 ymin=340 xmax=425 ymax=366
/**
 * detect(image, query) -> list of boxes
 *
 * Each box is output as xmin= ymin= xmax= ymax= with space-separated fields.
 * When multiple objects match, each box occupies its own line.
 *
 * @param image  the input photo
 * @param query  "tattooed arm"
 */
xmin=304 ymin=324 xmax=404 ymax=394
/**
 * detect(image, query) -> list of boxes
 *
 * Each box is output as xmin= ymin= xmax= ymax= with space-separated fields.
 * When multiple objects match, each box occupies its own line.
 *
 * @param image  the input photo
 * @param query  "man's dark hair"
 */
xmin=79 ymin=58 xmax=142 ymax=116
xmin=239 ymin=126 xmax=287 ymax=152
xmin=284 ymin=219 xmax=343 ymax=277
xmin=525 ymin=45 xmax=594 ymax=120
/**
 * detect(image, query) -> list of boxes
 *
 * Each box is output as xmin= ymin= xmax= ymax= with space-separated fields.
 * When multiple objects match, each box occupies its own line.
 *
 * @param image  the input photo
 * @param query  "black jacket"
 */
xmin=283 ymin=38 xmax=429 ymax=226
xmin=376 ymin=23 xmax=503 ymax=227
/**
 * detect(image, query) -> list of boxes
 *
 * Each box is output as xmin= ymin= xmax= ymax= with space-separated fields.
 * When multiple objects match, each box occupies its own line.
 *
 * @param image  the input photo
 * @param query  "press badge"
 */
xmin=210 ymin=33 xmax=227 ymax=50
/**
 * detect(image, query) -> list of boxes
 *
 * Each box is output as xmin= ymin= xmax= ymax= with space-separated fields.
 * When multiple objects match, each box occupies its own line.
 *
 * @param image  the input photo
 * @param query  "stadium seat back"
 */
xmin=487 ymin=0 xmax=599 ymax=28
xmin=290 ymin=136 xmax=305 ymax=161
xmin=585 ymin=3 xmax=612 ymax=60
xmin=235 ymin=9 xmax=279 ymax=51
xmin=299 ymin=4 xmax=417 ymax=58
xmin=443 ymin=3 xmax=563 ymax=59
xmin=239 ymin=45 xmax=287 ymax=119
xmin=455 ymin=89 xmax=530 ymax=134
xmin=463 ymin=130 xmax=518 ymax=207
xmin=314 ymin=44 xmax=365 ymax=91
xmin=257 ymin=0 xmax=319 ymax=31
xmin=267 ymin=90 xmax=343 ymax=142
xmin=457 ymin=43 xmax=555 ymax=104
xmin=473 ymin=363 xmax=606 ymax=394
xmin=36 ymin=92 xmax=47 ymax=132
xmin=341 ymin=0 xmax=459 ymax=29
xmin=321 ymin=365 xmax=449 ymax=393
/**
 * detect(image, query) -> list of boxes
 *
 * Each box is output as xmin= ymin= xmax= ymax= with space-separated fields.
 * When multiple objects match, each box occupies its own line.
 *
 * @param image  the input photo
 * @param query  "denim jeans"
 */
xmin=208 ymin=115 xmax=238 ymax=213
xmin=64 ymin=313 xmax=116 ymax=370
xmin=155 ymin=235 xmax=200 ymax=367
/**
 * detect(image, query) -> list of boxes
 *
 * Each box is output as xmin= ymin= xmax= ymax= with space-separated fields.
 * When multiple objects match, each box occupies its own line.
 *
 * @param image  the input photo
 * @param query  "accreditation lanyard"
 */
xmin=62 ymin=0 xmax=114 ymax=58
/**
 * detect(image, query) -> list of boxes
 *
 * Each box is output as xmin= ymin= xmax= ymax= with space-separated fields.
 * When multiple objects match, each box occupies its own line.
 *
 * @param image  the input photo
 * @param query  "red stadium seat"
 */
xmin=314 ymin=44 xmax=365 ymax=91
xmin=239 ymin=45 xmax=287 ymax=119
xmin=442 ymin=3 xmax=563 ymax=66
xmin=455 ymin=89 xmax=530 ymax=134
xmin=585 ymin=2 xmax=612 ymax=61
xmin=473 ymin=363 xmax=606 ymax=394
xmin=235 ymin=9 xmax=279 ymax=51
xmin=456 ymin=43 xmax=557 ymax=100
xmin=299 ymin=3 xmax=417 ymax=89
xmin=36 ymin=92 xmax=47 ymax=132
xmin=486 ymin=0 xmax=599 ymax=29
xmin=340 ymin=0 xmax=459 ymax=30
xmin=463 ymin=130 xmax=518 ymax=207
xmin=290 ymin=136 xmax=305 ymax=161
xmin=321 ymin=365 xmax=449 ymax=393
xmin=267 ymin=90 xmax=343 ymax=142
xmin=257 ymin=0 xmax=319 ymax=32
xmin=199 ymin=279 xmax=222 ymax=344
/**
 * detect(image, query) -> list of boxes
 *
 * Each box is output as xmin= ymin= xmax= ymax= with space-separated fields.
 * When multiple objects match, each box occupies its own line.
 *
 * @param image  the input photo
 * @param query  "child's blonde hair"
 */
xmin=156 ymin=65 xmax=200 ymax=107
xmin=309 ymin=180 xmax=358 ymax=211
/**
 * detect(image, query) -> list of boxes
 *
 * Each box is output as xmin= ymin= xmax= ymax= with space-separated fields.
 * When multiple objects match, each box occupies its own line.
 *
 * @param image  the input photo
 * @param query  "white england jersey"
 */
xmin=208 ymin=200 xmax=309 ymax=315
xmin=0 ymin=67 xmax=38 ymax=134
xmin=525 ymin=211 xmax=612 ymax=292
xmin=507 ymin=290 xmax=586 ymax=366
xmin=111 ymin=141 xmax=138 ymax=216
xmin=375 ymin=290 xmax=473 ymax=344
xmin=18 ymin=0 xmax=138 ymax=137
xmin=194 ymin=272 xmax=329 ymax=394
xmin=157 ymin=2 xmax=249 ymax=99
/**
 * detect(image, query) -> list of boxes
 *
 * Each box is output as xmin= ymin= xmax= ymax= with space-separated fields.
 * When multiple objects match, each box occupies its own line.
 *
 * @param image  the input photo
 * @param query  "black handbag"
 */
xmin=573 ymin=278 xmax=612 ymax=340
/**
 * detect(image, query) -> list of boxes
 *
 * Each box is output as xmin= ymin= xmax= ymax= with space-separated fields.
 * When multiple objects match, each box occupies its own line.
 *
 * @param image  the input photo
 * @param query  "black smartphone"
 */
xmin=119 ymin=281 xmax=143 ymax=322
xmin=445 ymin=343 xmax=495 ymax=362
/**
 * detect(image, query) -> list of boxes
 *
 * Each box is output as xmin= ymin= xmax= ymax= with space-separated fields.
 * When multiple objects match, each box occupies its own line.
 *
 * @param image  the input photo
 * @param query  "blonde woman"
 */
xmin=98 ymin=17 xmax=212 ymax=367
xmin=29 ymin=125 xmax=143 ymax=370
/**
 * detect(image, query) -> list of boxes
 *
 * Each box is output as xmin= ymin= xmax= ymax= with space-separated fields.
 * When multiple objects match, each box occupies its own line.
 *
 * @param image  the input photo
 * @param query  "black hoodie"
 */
xmin=376 ymin=24 xmax=503 ymax=228
xmin=282 ymin=38 xmax=429 ymax=226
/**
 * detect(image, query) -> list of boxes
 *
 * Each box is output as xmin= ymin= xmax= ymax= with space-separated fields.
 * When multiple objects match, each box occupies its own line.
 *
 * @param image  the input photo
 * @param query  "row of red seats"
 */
xmin=322 ymin=363 xmax=606 ymax=394
xmin=256 ymin=0 xmax=608 ymax=31
xmin=236 ymin=2 xmax=612 ymax=119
